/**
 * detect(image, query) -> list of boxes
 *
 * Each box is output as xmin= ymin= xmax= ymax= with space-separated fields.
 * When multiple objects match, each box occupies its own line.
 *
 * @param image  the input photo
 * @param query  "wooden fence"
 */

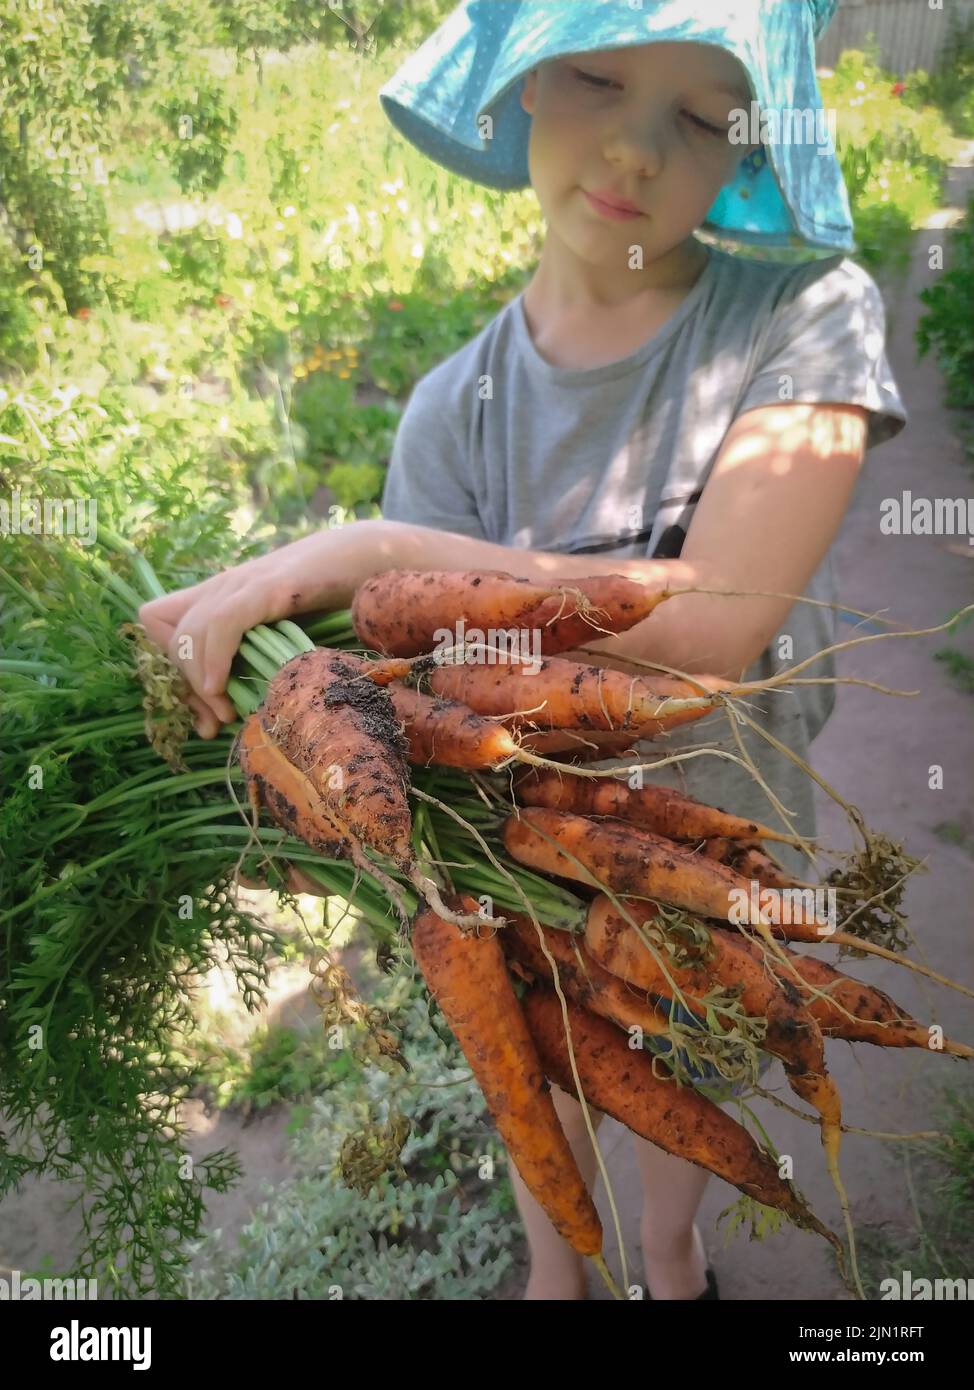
xmin=816 ymin=0 xmax=974 ymax=74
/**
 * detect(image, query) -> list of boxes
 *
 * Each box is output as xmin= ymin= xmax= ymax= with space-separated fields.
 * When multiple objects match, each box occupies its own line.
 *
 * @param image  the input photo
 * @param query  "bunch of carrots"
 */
xmin=233 ymin=567 xmax=973 ymax=1298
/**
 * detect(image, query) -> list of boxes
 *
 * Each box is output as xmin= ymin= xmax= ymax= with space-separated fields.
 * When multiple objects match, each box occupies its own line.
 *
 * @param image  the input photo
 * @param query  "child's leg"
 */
xmin=631 ymin=1135 xmax=711 ymax=1299
xmin=508 ymin=1082 xmax=605 ymax=1300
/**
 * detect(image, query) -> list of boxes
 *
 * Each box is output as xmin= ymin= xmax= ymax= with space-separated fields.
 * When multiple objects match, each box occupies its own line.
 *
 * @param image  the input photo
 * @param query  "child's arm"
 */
xmin=141 ymin=399 xmax=865 ymax=733
xmin=388 ymin=400 xmax=869 ymax=679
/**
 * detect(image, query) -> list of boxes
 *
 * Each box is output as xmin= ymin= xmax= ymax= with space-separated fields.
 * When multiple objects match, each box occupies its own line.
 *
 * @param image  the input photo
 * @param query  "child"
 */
xmin=140 ymin=0 xmax=907 ymax=1300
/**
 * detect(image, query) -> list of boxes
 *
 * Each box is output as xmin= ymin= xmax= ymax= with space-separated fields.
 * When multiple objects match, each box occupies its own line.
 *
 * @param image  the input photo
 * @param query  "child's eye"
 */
xmin=683 ymin=111 xmax=726 ymax=137
xmin=572 ymin=67 xmax=619 ymax=91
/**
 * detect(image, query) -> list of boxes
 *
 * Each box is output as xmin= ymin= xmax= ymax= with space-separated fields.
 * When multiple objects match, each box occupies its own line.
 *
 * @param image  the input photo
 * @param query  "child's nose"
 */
xmin=599 ymin=115 xmax=665 ymax=178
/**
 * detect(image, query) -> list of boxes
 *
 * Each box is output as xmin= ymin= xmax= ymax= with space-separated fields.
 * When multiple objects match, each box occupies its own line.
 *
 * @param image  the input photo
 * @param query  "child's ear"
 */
xmin=520 ymin=68 xmax=538 ymax=114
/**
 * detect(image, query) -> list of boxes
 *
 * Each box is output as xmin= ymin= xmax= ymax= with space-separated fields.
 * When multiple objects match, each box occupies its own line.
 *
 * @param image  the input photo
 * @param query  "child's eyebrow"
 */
xmin=707 ymin=80 xmax=751 ymax=101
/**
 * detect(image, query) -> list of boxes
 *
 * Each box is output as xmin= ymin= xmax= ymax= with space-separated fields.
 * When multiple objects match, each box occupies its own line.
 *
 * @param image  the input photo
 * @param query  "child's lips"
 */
xmin=583 ymin=190 xmax=644 ymax=221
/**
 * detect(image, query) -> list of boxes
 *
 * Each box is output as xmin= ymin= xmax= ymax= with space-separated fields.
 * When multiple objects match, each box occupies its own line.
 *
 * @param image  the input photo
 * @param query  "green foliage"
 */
xmin=916 ymin=192 xmax=974 ymax=410
xmin=900 ymin=14 xmax=974 ymax=137
xmin=153 ymin=72 xmax=239 ymax=195
xmin=854 ymin=1084 xmax=974 ymax=1298
xmin=820 ymin=45 xmax=954 ymax=273
xmin=184 ymin=1021 xmax=358 ymax=1114
xmin=183 ymin=988 xmax=522 ymax=1300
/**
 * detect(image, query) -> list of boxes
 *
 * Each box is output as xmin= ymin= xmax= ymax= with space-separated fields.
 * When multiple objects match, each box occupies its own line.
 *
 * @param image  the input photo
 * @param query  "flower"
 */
xmin=225 ymin=212 xmax=243 ymax=239
xmin=387 ymin=300 xmax=404 ymax=312
xmin=891 ymin=82 xmax=905 ymax=97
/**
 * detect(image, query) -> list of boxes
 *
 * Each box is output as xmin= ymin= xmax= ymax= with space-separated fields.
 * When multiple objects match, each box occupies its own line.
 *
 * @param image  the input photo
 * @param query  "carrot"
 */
xmin=735 ymin=936 xmax=974 ymax=1057
xmin=502 ymin=807 xmax=822 ymax=929
xmin=238 ymin=713 xmax=351 ymax=859
xmin=411 ymin=896 xmax=603 ymax=1257
xmin=352 ymin=570 xmax=565 ymax=658
xmin=514 ymin=769 xmax=796 ymax=843
xmin=520 ymin=986 xmax=838 ymax=1248
xmin=526 ymin=574 xmax=672 ymax=652
xmin=498 ymin=912 xmax=671 ymax=1042
xmin=387 ymin=682 xmax=520 ymax=769
xmin=244 ymin=649 xmax=487 ymax=929
xmin=583 ymin=895 xmax=844 ymax=1143
xmin=351 ymin=568 xmax=673 ymax=658
xmin=511 ymin=728 xmax=642 ymax=760
xmin=697 ymin=837 xmax=804 ymax=887
xmin=420 ymin=653 xmax=724 ymax=736
xmin=255 ymin=648 xmax=413 ymax=869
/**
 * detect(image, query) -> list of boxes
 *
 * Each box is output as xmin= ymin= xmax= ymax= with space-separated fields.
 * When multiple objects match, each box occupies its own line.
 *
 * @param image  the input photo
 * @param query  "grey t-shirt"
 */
xmin=380 ymin=242 xmax=907 ymax=876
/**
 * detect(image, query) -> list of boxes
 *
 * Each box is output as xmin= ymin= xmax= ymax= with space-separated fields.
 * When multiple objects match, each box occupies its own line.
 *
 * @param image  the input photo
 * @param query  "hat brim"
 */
xmin=380 ymin=0 xmax=855 ymax=253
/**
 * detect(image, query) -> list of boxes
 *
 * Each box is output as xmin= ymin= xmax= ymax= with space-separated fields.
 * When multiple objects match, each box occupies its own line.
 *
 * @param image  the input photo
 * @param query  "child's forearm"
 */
xmin=384 ymin=521 xmax=773 ymax=680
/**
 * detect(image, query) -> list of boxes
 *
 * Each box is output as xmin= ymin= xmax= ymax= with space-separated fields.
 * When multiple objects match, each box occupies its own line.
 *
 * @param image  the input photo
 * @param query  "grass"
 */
xmin=854 ymin=1085 xmax=974 ymax=1299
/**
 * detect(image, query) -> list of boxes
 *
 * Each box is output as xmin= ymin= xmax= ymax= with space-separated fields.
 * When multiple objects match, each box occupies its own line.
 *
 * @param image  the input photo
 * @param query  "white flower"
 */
xmin=396 ymin=197 xmax=409 ymax=213
xmin=855 ymin=80 xmax=865 ymax=91
xmin=411 ymin=241 xmax=424 ymax=258
xmin=283 ymin=205 xmax=296 ymax=218
xmin=226 ymin=212 xmax=243 ymax=239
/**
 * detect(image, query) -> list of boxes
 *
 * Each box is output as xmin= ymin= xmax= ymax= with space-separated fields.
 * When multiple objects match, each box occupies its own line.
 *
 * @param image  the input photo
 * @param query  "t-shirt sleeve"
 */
xmin=735 ymin=258 xmax=908 ymax=450
xmin=379 ymin=373 xmax=487 ymax=539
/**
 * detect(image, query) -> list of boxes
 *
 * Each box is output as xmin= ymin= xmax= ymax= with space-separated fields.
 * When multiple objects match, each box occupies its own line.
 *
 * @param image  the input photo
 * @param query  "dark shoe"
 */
xmin=646 ymin=1267 xmax=719 ymax=1301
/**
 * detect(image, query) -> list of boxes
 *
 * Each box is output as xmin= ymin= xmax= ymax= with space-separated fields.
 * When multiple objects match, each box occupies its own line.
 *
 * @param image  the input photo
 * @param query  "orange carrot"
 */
xmin=734 ymin=936 xmax=973 ymax=1056
xmin=387 ymin=682 xmax=519 ymax=769
xmin=352 ymin=568 xmax=672 ymax=658
xmin=583 ymin=895 xmax=844 ymax=1142
xmin=498 ymin=913 xmax=671 ymax=1041
xmin=520 ymin=986 xmax=837 ymax=1247
xmin=412 ymin=897 xmax=603 ymax=1257
xmin=526 ymin=574 xmax=672 ymax=652
xmin=352 ymin=570 xmax=565 ymax=657
xmin=238 ymin=713 xmax=351 ymax=859
xmin=502 ymin=807 xmax=822 ymax=929
xmin=422 ymin=653 xmax=724 ymax=736
xmin=253 ymin=648 xmax=413 ymax=869
xmin=697 ymin=836 xmax=804 ymax=887
xmin=511 ymin=728 xmax=642 ymax=760
xmin=514 ymin=769 xmax=795 ymax=843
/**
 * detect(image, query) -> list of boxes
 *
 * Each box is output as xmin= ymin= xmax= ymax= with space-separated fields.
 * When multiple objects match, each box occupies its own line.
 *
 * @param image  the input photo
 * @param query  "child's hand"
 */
xmin=137 ymin=521 xmax=392 ymax=737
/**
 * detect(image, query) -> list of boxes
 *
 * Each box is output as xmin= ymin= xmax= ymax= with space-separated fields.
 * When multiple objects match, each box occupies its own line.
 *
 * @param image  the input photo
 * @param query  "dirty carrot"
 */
xmin=734 ymin=935 xmax=974 ymax=1056
xmin=514 ymin=769 xmax=799 ymax=843
xmin=256 ymin=648 xmax=413 ymax=869
xmin=499 ymin=912 xmax=671 ymax=1042
xmin=502 ymin=807 xmax=822 ymax=928
xmin=387 ymin=683 xmax=520 ymax=769
xmin=583 ymin=895 xmax=845 ymax=1146
xmin=411 ymin=896 xmax=604 ymax=1258
xmin=352 ymin=570 xmax=565 ymax=657
xmin=526 ymin=574 xmax=673 ymax=652
xmin=521 ymin=986 xmax=839 ymax=1250
xmin=418 ymin=653 xmax=724 ymax=736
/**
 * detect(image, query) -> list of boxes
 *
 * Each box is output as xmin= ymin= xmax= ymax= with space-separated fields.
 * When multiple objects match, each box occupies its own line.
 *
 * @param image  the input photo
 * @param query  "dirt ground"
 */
xmin=2 ymin=149 xmax=972 ymax=1303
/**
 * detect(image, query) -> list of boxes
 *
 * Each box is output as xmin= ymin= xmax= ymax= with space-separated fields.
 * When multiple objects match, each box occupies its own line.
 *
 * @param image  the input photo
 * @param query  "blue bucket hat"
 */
xmin=380 ymin=0 xmax=853 ymax=253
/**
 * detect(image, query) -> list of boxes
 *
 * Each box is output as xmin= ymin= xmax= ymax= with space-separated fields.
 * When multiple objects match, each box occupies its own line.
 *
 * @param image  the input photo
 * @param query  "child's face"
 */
xmin=520 ymin=42 xmax=759 ymax=266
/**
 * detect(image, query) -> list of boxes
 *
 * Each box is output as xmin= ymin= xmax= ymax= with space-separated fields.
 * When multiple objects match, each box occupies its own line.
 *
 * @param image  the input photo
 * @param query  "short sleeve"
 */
xmin=380 ymin=374 xmax=487 ymax=539
xmin=735 ymin=258 xmax=908 ymax=451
